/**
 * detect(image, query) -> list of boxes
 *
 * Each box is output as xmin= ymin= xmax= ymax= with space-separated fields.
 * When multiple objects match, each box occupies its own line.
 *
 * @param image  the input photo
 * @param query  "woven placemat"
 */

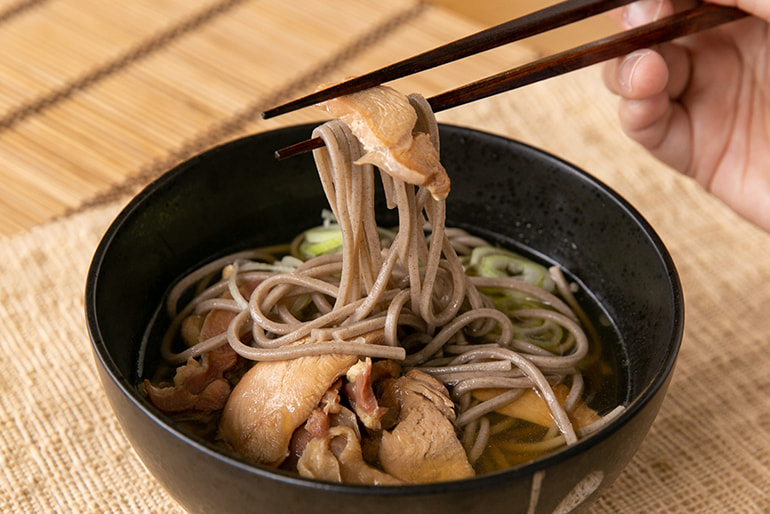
xmin=1 ymin=0 xmax=770 ymax=512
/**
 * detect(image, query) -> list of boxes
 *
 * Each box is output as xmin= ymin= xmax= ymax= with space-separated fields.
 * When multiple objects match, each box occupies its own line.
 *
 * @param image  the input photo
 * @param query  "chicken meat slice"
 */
xmin=318 ymin=85 xmax=450 ymax=200
xmin=378 ymin=369 xmax=475 ymax=483
xmin=219 ymin=349 xmax=358 ymax=467
xmin=143 ymin=307 xmax=240 ymax=415
xmin=219 ymin=330 xmax=385 ymax=467
xmin=298 ymin=426 xmax=404 ymax=485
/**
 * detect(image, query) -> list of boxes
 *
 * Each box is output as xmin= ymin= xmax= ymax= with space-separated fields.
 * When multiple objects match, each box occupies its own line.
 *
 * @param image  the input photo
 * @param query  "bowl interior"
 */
xmin=86 ymin=123 xmax=683 ymax=512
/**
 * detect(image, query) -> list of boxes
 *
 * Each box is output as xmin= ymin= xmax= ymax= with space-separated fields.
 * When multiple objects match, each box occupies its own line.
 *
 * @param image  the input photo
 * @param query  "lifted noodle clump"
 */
xmin=143 ymin=86 xmax=622 ymax=485
xmin=318 ymin=84 xmax=450 ymax=201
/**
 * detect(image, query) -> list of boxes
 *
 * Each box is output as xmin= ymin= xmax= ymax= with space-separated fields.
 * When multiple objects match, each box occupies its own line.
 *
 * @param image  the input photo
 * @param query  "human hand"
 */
xmin=602 ymin=0 xmax=770 ymax=232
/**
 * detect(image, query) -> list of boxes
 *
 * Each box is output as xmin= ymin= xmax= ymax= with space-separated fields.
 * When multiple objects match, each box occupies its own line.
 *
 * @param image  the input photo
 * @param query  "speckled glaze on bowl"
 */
xmin=85 ymin=124 xmax=683 ymax=514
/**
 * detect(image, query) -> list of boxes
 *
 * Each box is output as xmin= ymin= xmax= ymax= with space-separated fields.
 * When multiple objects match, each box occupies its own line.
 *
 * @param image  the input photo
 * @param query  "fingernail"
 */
xmin=619 ymin=50 xmax=647 ymax=93
xmin=623 ymin=0 xmax=664 ymax=29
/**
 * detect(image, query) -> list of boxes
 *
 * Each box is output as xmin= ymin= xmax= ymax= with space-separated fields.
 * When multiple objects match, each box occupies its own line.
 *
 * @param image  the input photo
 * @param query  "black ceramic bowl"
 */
xmin=85 ymin=124 xmax=683 ymax=514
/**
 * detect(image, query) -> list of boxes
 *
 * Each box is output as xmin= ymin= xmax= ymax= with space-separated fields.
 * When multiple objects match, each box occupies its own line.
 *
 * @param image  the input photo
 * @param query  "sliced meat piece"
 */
xmin=344 ymin=358 xmax=388 ymax=430
xmin=180 ymin=273 xmax=263 ymax=346
xmin=298 ymin=426 xmax=404 ymax=485
xmin=357 ymin=132 xmax=450 ymax=201
xmin=145 ymin=277 xmax=261 ymax=416
xmin=219 ymin=347 xmax=358 ymax=467
xmin=378 ymin=370 xmax=474 ymax=483
xmin=318 ymin=85 xmax=450 ymax=200
xmin=320 ymin=84 xmax=416 ymax=151
xmin=144 ymin=343 xmax=238 ymax=414
xmin=283 ymin=384 xmax=359 ymax=472
xmin=198 ymin=308 xmax=237 ymax=341
xmin=144 ymin=373 xmax=231 ymax=414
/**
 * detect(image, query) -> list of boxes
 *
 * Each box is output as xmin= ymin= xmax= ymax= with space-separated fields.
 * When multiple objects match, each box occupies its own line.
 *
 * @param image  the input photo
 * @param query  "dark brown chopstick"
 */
xmin=428 ymin=3 xmax=745 ymax=112
xmin=274 ymin=2 xmax=747 ymax=160
xmin=262 ymin=0 xmax=637 ymax=120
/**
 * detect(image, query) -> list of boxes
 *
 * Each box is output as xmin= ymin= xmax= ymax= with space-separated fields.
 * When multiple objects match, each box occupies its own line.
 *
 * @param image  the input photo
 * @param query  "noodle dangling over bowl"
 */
xmin=86 ymin=101 xmax=683 ymax=512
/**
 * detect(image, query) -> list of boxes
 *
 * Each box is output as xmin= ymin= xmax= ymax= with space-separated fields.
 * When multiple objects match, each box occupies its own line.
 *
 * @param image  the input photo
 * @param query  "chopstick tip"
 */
xmin=274 ymin=136 xmax=325 ymax=160
xmin=261 ymin=107 xmax=283 ymax=120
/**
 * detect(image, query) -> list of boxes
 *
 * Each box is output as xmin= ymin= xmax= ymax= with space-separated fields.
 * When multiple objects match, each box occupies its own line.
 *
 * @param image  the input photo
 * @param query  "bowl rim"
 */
xmin=85 ymin=122 xmax=684 ymax=494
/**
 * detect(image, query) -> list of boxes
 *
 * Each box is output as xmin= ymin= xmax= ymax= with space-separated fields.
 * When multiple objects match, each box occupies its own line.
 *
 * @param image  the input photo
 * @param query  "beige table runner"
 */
xmin=1 ymin=0 xmax=769 ymax=512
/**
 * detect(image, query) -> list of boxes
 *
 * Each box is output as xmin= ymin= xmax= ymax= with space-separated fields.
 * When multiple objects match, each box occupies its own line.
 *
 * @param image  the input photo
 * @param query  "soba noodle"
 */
xmin=144 ymin=90 xmax=623 ymax=480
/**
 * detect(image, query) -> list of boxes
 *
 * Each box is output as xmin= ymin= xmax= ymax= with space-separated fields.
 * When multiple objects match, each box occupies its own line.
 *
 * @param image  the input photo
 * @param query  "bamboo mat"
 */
xmin=0 ymin=0 xmax=529 ymax=236
xmin=2 ymin=0 xmax=770 ymax=512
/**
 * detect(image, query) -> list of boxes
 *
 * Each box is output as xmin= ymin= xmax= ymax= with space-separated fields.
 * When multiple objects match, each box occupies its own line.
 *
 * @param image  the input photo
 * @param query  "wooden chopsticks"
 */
xmin=267 ymin=1 xmax=747 ymax=160
xmin=262 ymin=0 xmax=637 ymax=120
